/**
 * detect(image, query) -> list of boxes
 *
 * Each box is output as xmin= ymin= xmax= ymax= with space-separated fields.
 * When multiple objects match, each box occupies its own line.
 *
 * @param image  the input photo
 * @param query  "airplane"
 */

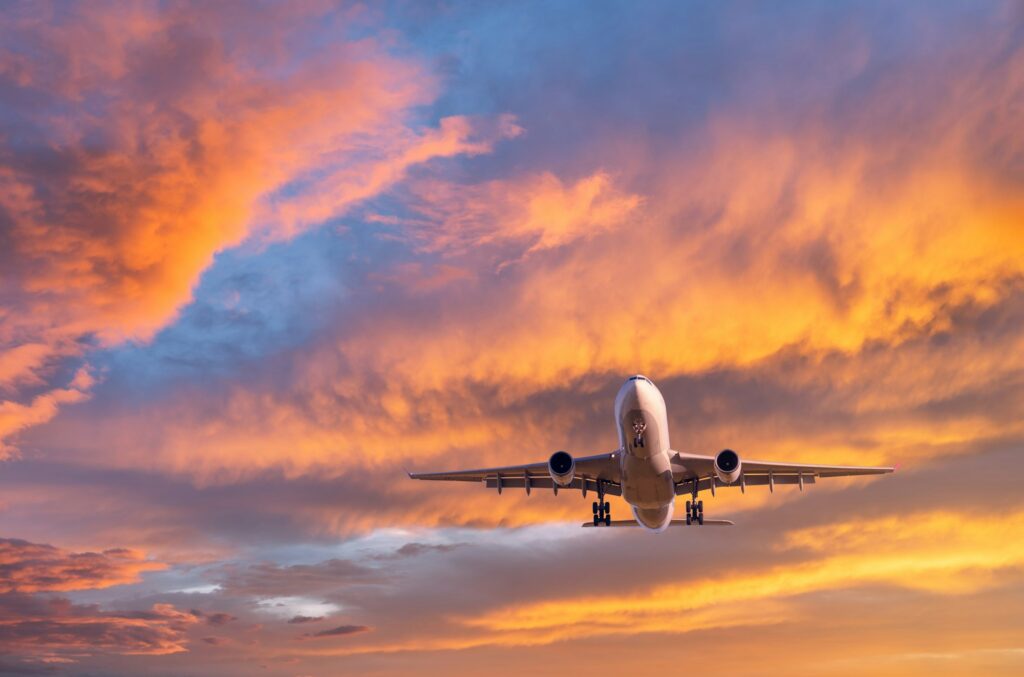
xmin=409 ymin=375 xmax=894 ymax=532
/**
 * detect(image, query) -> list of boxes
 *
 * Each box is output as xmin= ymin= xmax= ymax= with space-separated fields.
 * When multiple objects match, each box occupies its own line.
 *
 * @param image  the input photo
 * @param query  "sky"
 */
xmin=0 ymin=0 xmax=1023 ymax=674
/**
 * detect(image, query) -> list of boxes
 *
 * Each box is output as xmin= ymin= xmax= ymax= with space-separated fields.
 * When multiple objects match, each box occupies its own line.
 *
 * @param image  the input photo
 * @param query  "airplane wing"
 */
xmin=409 ymin=451 xmax=622 ymax=496
xmin=672 ymin=451 xmax=894 ymax=495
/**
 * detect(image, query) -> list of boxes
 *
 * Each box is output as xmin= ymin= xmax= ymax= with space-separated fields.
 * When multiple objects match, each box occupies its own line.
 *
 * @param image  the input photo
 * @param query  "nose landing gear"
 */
xmin=632 ymin=418 xmax=647 ymax=449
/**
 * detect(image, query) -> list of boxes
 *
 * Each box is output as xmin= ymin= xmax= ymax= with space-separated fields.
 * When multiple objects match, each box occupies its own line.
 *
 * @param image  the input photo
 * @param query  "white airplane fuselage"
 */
xmin=614 ymin=375 xmax=677 ymax=532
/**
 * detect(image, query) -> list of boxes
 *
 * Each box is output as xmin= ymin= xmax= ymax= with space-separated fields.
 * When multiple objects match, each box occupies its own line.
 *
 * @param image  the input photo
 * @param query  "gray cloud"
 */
xmin=287 ymin=615 xmax=324 ymax=624
xmin=303 ymin=624 xmax=371 ymax=639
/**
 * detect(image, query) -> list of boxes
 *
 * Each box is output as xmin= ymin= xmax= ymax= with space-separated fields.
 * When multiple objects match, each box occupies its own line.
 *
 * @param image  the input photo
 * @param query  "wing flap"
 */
xmin=409 ymin=464 xmax=546 ymax=482
xmin=485 ymin=476 xmax=622 ymax=496
xmin=674 ymin=473 xmax=817 ymax=495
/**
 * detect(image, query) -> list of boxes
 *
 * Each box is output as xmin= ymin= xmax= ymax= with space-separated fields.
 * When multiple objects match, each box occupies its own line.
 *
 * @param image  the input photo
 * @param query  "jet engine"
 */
xmin=714 ymin=448 xmax=742 ymax=484
xmin=548 ymin=451 xmax=575 ymax=487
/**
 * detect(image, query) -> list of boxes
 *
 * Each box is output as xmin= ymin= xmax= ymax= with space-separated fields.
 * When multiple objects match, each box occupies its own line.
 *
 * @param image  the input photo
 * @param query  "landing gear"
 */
xmin=684 ymin=480 xmax=706 ymax=526
xmin=632 ymin=418 xmax=647 ymax=449
xmin=591 ymin=484 xmax=611 ymax=526
xmin=685 ymin=499 xmax=704 ymax=525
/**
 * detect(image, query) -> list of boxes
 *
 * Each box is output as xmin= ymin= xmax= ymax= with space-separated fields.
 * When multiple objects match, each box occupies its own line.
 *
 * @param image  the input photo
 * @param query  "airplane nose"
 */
xmin=615 ymin=377 xmax=643 ymax=415
xmin=618 ymin=378 xmax=639 ymax=398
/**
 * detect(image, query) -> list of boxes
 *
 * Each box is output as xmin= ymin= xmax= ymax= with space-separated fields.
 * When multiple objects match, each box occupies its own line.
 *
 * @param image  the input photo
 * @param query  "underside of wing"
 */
xmin=581 ymin=519 xmax=734 ymax=528
xmin=408 ymin=450 xmax=622 ymax=496
xmin=672 ymin=451 xmax=894 ymax=496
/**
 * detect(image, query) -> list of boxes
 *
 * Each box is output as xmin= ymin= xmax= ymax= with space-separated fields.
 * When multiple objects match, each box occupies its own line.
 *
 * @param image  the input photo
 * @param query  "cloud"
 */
xmin=303 ymin=624 xmax=371 ymax=639
xmin=1 ymin=447 xmax=1021 ymax=673
xmin=275 ymin=501 xmax=1024 ymax=661
xmin=0 ymin=2 xmax=515 ymax=455
xmin=190 ymin=610 xmax=236 ymax=627
xmin=217 ymin=559 xmax=375 ymax=598
xmin=265 ymin=114 xmax=523 ymax=240
xmin=0 ymin=594 xmax=197 ymax=656
xmin=464 ymin=509 xmax=1024 ymax=639
xmin=393 ymin=170 xmax=643 ymax=261
xmin=0 ymin=536 xmax=164 ymax=593
xmin=389 ymin=543 xmax=463 ymax=559
xmin=288 ymin=615 xmax=324 ymax=625
xmin=0 ymin=368 xmax=93 ymax=456
xmin=0 ymin=533 xmax=203 ymax=660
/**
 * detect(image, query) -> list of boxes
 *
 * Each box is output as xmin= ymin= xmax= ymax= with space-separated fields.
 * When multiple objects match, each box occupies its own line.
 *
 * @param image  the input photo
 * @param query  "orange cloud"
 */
xmin=0 ymin=598 xmax=198 ymax=656
xmin=466 ymin=510 xmax=1024 ymax=638
xmin=28 ymin=111 xmax=1024 ymax=486
xmin=304 ymin=509 xmax=1019 ymax=660
xmin=0 ymin=534 xmax=164 ymax=593
xmin=0 ymin=368 xmax=92 ymax=456
xmin=0 ymin=535 xmax=183 ymax=659
xmin=399 ymin=170 xmax=642 ymax=259
xmin=252 ymin=507 xmax=1024 ymax=666
xmin=0 ymin=4 xmax=515 ymax=455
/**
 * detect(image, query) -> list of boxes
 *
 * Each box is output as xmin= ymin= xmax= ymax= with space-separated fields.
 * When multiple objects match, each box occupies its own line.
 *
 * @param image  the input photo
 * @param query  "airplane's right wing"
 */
xmin=409 ymin=450 xmax=623 ymax=496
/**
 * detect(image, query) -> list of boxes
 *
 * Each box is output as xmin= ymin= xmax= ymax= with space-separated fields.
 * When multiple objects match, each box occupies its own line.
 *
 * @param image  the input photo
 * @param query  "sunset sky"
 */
xmin=1 ymin=1 xmax=1023 ymax=674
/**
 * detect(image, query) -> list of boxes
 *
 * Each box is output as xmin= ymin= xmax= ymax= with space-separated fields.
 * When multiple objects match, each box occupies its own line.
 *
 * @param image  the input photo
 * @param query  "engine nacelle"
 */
xmin=548 ymin=450 xmax=575 ymax=487
xmin=714 ymin=448 xmax=742 ymax=484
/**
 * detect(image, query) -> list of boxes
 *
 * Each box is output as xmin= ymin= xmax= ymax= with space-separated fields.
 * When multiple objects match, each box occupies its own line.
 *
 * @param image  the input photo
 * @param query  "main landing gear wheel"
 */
xmin=588 ymin=482 xmax=612 ymax=526
xmin=687 ymin=500 xmax=704 ymax=525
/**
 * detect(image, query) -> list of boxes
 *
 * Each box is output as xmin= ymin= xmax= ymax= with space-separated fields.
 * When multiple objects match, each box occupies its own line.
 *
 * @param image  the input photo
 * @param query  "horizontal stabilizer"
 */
xmin=582 ymin=519 xmax=734 ymax=528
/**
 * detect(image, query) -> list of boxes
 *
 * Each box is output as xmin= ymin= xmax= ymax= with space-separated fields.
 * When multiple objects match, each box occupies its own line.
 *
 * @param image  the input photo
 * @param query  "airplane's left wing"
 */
xmin=409 ymin=451 xmax=622 ymax=495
